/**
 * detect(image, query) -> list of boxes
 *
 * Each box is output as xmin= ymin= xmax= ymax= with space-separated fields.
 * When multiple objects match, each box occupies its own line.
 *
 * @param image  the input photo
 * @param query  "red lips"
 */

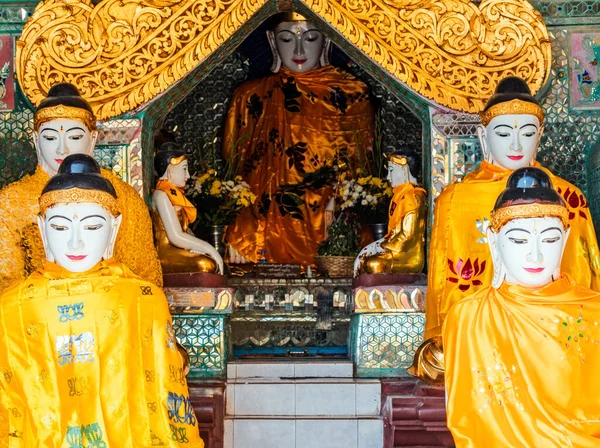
xmin=507 ymin=155 xmax=524 ymax=161
xmin=67 ymin=255 xmax=87 ymax=261
xmin=292 ymin=58 xmax=307 ymax=64
xmin=524 ymin=267 xmax=544 ymax=273
xmin=55 ymin=158 xmax=64 ymax=164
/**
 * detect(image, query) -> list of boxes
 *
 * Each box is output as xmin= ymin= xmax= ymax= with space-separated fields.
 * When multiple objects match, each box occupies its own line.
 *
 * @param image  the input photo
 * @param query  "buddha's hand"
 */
xmin=228 ymin=246 xmax=250 ymax=264
xmin=407 ymin=336 xmax=445 ymax=385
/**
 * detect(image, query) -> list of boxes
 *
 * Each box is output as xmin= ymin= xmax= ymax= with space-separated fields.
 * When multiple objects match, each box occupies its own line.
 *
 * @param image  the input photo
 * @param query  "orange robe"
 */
xmin=0 ymin=259 xmax=203 ymax=447
xmin=444 ymin=275 xmax=600 ymax=447
xmin=223 ymin=66 xmax=374 ymax=264
xmin=426 ymin=161 xmax=600 ymax=339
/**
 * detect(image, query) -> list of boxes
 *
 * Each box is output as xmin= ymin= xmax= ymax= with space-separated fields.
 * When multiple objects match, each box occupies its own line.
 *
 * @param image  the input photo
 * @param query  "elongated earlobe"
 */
xmin=477 ymin=125 xmax=492 ymax=163
xmin=267 ymin=30 xmax=281 ymax=73
xmin=103 ymin=215 xmax=122 ymax=260
xmin=37 ymin=215 xmax=54 ymax=262
xmin=487 ymin=228 xmax=505 ymax=289
xmin=320 ymin=37 xmax=332 ymax=67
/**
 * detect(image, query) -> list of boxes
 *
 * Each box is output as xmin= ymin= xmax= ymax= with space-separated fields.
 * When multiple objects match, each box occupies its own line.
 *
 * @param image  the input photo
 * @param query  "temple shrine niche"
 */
xmin=5 ymin=0 xmax=599 ymax=446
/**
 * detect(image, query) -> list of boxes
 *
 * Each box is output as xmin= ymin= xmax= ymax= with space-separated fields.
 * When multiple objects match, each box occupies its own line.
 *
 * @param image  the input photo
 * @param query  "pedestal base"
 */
xmin=382 ymin=378 xmax=453 ymax=447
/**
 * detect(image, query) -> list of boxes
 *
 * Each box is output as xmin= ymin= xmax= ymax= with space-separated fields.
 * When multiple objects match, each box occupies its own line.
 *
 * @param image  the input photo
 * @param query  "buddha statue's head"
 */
xmin=487 ymin=167 xmax=570 ymax=289
xmin=37 ymin=154 xmax=122 ymax=273
xmin=386 ymin=147 xmax=419 ymax=187
xmin=267 ymin=12 xmax=331 ymax=73
xmin=477 ymin=77 xmax=545 ymax=171
xmin=154 ymin=143 xmax=190 ymax=188
xmin=33 ymin=83 xmax=98 ymax=176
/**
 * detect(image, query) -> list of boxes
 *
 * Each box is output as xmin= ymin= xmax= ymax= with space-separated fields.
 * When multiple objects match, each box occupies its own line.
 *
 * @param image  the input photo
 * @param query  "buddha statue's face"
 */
xmin=167 ymin=159 xmax=190 ymax=188
xmin=270 ymin=21 xmax=324 ymax=73
xmin=33 ymin=118 xmax=98 ymax=176
xmin=387 ymin=160 xmax=416 ymax=187
xmin=38 ymin=202 xmax=122 ymax=273
xmin=488 ymin=216 xmax=569 ymax=288
xmin=477 ymin=114 xmax=542 ymax=171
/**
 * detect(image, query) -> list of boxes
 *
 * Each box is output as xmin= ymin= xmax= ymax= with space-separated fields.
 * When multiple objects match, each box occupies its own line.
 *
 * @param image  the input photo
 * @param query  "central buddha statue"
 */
xmin=0 ymin=83 xmax=162 ymax=291
xmin=445 ymin=167 xmax=600 ymax=446
xmin=410 ymin=76 xmax=600 ymax=383
xmin=0 ymin=154 xmax=203 ymax=446
xmin=223 ymin=12 xmax=375 ymax=265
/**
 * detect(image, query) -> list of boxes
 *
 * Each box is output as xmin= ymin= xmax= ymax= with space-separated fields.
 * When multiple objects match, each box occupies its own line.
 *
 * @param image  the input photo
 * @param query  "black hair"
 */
xmin=154 ymin=142 xmax=187 ymax=177
xmin=36 ymin=83 xmax=94 ymax=114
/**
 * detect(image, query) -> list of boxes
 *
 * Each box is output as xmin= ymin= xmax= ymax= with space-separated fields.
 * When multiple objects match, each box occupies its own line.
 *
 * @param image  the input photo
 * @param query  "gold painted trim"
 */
xmin=479 ymin=99 xmax=545 ymax=126
xmin=490 ymin=204 xmax=569 ymax=232
xmin=35 ymin=105 xmax=96 ymax=131
xmin=40 ymin=188 xmax=120 ymax=217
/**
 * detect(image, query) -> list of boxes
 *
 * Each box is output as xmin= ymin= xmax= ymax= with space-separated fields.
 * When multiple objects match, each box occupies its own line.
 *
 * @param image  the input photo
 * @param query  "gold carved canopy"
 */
xmin=16 ymin=0 xmax=551 ymax=119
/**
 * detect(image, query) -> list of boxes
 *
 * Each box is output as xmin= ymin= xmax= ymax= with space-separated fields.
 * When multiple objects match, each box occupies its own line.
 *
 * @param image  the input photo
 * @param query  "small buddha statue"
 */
xmin=152 ymin=143 xmax=223 ymax=274
xmin=224 ymin=12 xmax=375 ymax=265
xmin=0 ymin=82 xmax=162 ymax=292
xmin=445 ymin=167 xmax=600 ymax=446
xmin=409 ymin=76 xmax=600 ymax=383
xmin=0 ymin=154 xmax=204 ymax=447
xmin=354 ymin=149 xmax=427 ymax=276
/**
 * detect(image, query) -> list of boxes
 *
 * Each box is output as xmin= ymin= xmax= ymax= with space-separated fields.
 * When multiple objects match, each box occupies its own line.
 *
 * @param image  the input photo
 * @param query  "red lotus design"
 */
xmin=557 ymin=186 xmax=588 ymax=220
xmin=447 ymin=257 xmax=487 ymax=292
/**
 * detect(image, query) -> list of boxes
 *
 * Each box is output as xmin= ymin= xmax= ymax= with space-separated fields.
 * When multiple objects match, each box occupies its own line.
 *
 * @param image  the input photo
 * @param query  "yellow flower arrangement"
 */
xmin=339 ymin=175 xmax=393 ymax=223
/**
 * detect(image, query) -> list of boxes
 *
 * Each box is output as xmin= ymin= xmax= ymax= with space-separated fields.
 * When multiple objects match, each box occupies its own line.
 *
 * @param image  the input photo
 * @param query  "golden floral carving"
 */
xmin=16 ymin=0 xmax=268 ymax=120
xmin=16 ymin=0 xmax=549 ymax=117
xmin=304 ymin=0 xmax=551 ymax=112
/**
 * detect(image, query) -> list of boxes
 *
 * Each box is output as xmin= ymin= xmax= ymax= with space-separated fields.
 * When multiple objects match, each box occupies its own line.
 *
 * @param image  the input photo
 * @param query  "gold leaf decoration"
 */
xmin=17 ymin=0 xmax=550 ymax=118
xmin=304 ymin=0 xmax=551 ymax=112
xmin=16 ymin=0 xmax=268 ymax=120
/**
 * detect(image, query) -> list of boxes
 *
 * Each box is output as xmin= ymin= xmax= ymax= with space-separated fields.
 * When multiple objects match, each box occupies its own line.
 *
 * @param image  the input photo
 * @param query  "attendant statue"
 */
xmin=152 ymin=144 xmax=224 ymax=274
xmin=445 ymin=167 xmax=600 ymax=446
xmin=0 ymin=82 xmax=162 ymax=292
xmin=409 ymin=76 xmax=600 ymax=384
xmin=0 ymin=154 xmax=204 ymax=447
xmin=223 ymin=12 xmax=375 ymax=265
xmin=354 ymin=149 xmax=426 ymax=275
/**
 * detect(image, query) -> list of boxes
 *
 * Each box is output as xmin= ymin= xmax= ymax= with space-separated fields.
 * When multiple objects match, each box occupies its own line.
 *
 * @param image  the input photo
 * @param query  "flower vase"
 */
xmin=370 ymin=222 xmax=388 ymax=241
xmin=208 ymin=225 xmax=227 ymax=258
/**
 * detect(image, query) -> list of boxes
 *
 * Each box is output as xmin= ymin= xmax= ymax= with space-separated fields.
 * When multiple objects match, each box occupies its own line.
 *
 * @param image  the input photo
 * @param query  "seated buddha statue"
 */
xmin=0 ymin=82 xmax=162 ymax=292
xmin=409 ymin=76 xmax=600 ymax=384
xmin=445 ymin=167 xmax=600 ymax=447
xmin=354 ymin=148 xmax=427 ymax=276
xmin=0 ymin=154 xmax=204 ymax=447
xmin=224 ymin=12 xmax=375 ymax=265
xmin=152 ymin=143 xmax=223 ymax=274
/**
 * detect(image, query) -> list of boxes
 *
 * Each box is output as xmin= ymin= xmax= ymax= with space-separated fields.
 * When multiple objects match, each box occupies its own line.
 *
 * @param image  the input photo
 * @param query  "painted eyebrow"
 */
xmin=81 ymin=215 xmax=107 ymax=222
xmin=541 ymin=227 xmax=562 ymax=234
xmin=520 ymin=124 xmax=538 ymax=130
xmin=505 ymin=228 xmax=531 ymax=235
xmin=65 ymin=126 xmax=86 ymax=133
xmin=493 ymin=125 xmax=513 ymax=130
xmin=40 ymin=128 xmax=60 ymax=133
xmin=48 ymin=215 xmax=72 ymax=222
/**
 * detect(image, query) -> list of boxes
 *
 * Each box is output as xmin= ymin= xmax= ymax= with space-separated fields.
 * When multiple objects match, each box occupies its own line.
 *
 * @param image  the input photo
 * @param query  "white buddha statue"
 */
xmin=0 ymin=82 xmax=162 ymax=292
xmin=444 ymin=167 xmax=600 ymax=446
xmin=152 ymin=143 xmax=224 ymax=274
xmin=0 ymin=154 xmax=204 ymax=446
xmin=354 ymin=149 xmax=427 ymax=276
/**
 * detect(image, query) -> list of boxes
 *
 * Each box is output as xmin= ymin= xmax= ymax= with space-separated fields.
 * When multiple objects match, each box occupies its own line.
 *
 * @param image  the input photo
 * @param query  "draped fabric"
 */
xmin=386 ymin=183 xmax=426 ymax=238
xmin=223 ymin=66 xmax=375 ymax=264
xmin=0 ymin=167 xmax=163 ymax=292
xmin=444 ymin=275 xmax=600 ymax=447
xmin=425 ymin=161 xmax=600 ymax=339
xmin=155 ymin=180 xmax=197 ymax=231
xmin=0 ymin=259 xmax=203 ymax=447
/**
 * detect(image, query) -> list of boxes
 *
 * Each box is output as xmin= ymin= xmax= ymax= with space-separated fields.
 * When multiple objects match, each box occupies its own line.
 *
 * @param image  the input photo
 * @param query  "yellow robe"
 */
xmin=223 ymin=66 xmax=374 ymax=264
xmin=0 ymin=259 xmax=203 ymax=447
xmin=426 ymin=161 xmax=600 ymax=339
xmin=0 ymin=166 xmax=163 ymax=292
xmin=444 ymin=275 xmax=600 ymax=447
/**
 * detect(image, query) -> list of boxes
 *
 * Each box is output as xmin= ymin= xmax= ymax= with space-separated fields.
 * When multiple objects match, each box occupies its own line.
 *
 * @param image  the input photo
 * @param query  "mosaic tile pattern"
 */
xmin=172 ymin=313 xmax=227 ymax=378
xmin=350 ymin=312 xmax=425 ymax=377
